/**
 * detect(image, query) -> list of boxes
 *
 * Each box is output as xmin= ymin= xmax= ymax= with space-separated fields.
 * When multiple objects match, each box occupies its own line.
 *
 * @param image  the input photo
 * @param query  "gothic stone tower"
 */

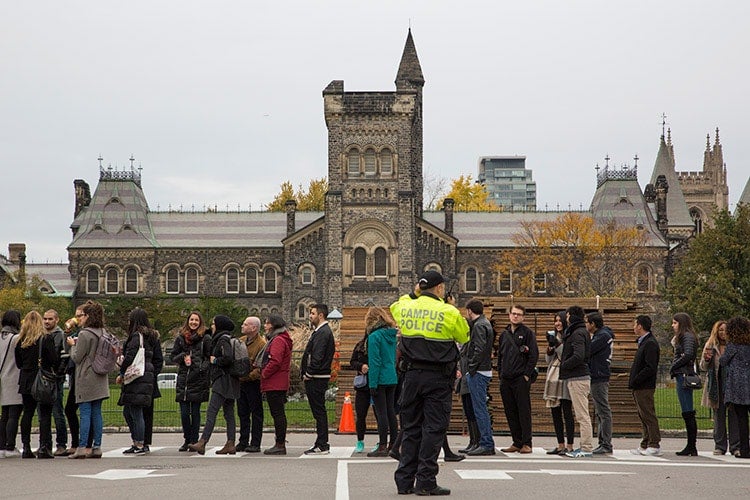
xmin=322 ymin=29 xmax=425 ymax=308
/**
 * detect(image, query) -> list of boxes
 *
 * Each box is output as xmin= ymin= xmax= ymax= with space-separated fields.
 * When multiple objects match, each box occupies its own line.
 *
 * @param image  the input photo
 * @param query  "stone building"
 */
xmin=57 ymin=30 xmax=731 ymax=320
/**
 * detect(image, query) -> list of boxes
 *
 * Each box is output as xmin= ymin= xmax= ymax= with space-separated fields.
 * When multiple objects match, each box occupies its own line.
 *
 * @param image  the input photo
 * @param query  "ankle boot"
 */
xmin=459 ymin=421 xmax=479 ymax=453
xmin=216 ymin=440 xmax=236 ymax=455
xmin=263 ymin=441 xmax=286 ymax=455
xmin=442 ymin=435 xmax=465 ymax=462
xmin=188 ymin=438 xmax=207 ymax=455
xmin=676 ymin=411 xmax=698 ymax=456
xmin=22 ymin=445 xmax=35 ymax=459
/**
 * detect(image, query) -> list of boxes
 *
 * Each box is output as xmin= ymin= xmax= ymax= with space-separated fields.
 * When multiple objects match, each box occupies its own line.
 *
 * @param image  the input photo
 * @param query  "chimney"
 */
xmin=8 ymin=243 xmax=26 ymax=264
xmin=285 ymin=199 xmax=297 ymax=237
xmin=444 ymin=198 xmax=454 ymax=235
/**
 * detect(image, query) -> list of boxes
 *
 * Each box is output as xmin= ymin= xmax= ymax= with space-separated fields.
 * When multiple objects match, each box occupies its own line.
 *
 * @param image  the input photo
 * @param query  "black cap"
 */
xmin=418 ymin=270 xmax=445 ymax=290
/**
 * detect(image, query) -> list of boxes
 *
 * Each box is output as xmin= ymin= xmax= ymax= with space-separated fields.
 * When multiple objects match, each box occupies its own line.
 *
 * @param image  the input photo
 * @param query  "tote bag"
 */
xmin=122 ymin=333 xmax=145 ymax=385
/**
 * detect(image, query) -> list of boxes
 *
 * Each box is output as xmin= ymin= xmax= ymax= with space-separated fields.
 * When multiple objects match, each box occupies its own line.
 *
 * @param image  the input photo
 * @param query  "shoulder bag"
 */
xmin=122 ymin=333 xmax=145 ymax=385
xmin=353 ymin=373 xmax=368 ymax=389
xmin=31 ymin=338 xmax=59 ymax=405
xmin=682 ymin=361 xmax=702 ymax=390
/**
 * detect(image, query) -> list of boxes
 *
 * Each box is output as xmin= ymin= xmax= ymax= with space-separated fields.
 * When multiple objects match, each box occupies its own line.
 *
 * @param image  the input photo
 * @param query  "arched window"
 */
xmin=245 ymin=268 xmax=258 ymax=293
xmin=106 ymin=269 xmax=119 ymax=294
xmin=348 ymin=149 xmax=360 ymax=177
xmin=166 ymin=268 xmax=179 ymax=294
xmin=380 ymin=149 xmax=393 ymax=175
xmin=86 ymin=268 xmax=100 ymax=294
xmin=264 ymin=268 xmax=277 ymax=293
xmin=364 ymin=149 xmax=376 ymax=176
xmin=125 ymin=268 xmax=138 ymax=294
xmin=374 ymin=248 xmax=387 ymax=277
xmin=637 ymin=265 xmax=652 ymax=293
xmin=690 ymin=207 xmax=704 ymax=234
xmin=353 ymin=248 xmax=367 ymax=276
xmin=300 ymin=264 xmax=315 ymax=285
xmin=465 ymin=267 xmax=478 ymax=293
xmin=226 ymin=268 xmax=239 ymax=293
xmin=185 ymin=268 xmax=199 ymax=294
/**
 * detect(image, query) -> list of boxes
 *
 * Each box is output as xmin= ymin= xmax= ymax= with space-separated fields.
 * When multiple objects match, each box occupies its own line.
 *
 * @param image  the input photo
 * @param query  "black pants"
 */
xmin=461 ymin=393 xmax=476 ymax=422
xmin=551 ymin=399 xmax=575 ymax=445
xmin=372 ymin=384 xmax=398 ymax=446
xmin=304 ymin=378 xmax=329 ymax=448
xmin=499 ymin=376 xmax=533 ymax=447
xmin=0 ymin=404 xmax=22 ymax=450
xmin=733 ymin=403 xmax=750 ymax=457
xmin=200 ymin=392 xmax=235 ymax=442
xmin=237 ymin=381 xmax=264 ymax=447
xmin=265 ymin=390 xmax=287 ymax=443
xmin=394 ymin=369 xmax=452 ymax=492
xmin=21 ymin=394 xmax=53 ymax=450
xmin=354 ymin=387 xmax=373 ymax=441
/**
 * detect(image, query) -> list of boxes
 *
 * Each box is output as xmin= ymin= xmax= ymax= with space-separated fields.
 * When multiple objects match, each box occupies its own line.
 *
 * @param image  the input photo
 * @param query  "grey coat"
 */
xmin=70 ymin=327 xmax=110 ymax=403
xmin=720 ymin=342 xmax=750 ymax=406
xmin=0 ymin=326 xmax=22 ymax=406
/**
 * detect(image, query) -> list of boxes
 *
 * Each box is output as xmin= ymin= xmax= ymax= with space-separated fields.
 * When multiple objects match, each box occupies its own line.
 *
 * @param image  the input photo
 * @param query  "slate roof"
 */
xmin=0 ymin=262 xmax=75 ymax=297
xmin=738 ymin=176 xmax=750 ymax=213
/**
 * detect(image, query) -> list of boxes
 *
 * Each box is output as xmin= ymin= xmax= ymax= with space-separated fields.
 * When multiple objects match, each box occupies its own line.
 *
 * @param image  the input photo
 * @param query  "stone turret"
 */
xmin=285 ymin=199 xmax=297 ymax=237
xmin=443 ymin=198 xmax=454 ymax=235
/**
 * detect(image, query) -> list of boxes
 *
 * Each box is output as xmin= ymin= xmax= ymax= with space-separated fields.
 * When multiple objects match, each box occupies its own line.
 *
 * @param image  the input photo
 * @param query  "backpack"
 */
xmin=90 ymin=328 xmax=121 ymax=375
xmin=228 ymin=337 xmax=251 ymax=378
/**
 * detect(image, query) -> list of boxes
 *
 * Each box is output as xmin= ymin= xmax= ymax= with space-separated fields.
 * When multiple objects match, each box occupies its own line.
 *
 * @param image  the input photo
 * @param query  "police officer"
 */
xmin=392 ymin=270 xmax=469 ymax=496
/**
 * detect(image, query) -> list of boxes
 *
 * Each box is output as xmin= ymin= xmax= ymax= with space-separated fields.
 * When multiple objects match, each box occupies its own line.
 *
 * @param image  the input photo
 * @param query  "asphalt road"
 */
xmin=3 ymin=433 xmax=749 ymax=499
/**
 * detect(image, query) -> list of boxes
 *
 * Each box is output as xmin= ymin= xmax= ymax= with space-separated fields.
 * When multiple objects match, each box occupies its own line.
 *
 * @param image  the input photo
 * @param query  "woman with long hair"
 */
xmin=670 ymin=312 xmax=700 ymax=456
xmin=260 ymin=314 xmax=292 ymax=455
xmin=700 ymin=320 xmax=740 ymax=455
xmin=14 ymin=310 xmax=58 ymax=459
xmin=116 ymin=307 xmax=160 ymax=455
xmin=1 ymin=310 xmax=23 ymax=457
xmin=543 ymin=311 xmax=575 ymax=455
xmin=68 ymin=300 xmax=110 ymax=459
xmin=365 ymin=307 xmax=399 ymax=457
xmin=720 ymin=316 xmax=750 ymax=459
xmin=171 ymin=311 xmax=211 ymax=451
xmin=349 ymin=325 xmax=374 ymax=453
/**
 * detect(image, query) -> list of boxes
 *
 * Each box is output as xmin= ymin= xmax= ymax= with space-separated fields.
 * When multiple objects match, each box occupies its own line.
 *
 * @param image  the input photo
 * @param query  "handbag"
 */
xmin=682 ymin=362 xmax=702 ymax=390
xmin=31 ymin=339 xmax=58 ymax=405
xmin=122 ymin=333 xmax=145 ymax=385
xmin=353 ymin=373 xmax=368 ymax=389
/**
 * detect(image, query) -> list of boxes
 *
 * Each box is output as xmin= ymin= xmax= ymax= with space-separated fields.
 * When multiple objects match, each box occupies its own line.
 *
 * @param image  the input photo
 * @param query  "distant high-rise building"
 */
xmin=477 ymin=156 xmax=536 ymax=210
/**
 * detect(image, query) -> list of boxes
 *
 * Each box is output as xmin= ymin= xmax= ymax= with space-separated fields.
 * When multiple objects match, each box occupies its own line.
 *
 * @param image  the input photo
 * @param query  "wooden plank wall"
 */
xmin=335 ymin=299 xmax=645 ymax=436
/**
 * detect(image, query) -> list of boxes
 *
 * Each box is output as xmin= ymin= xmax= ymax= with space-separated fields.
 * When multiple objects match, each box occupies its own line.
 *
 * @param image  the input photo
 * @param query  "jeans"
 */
xmin=78 ymin=399 xmax=103 ymax=449
xmin=467 ymin=373 xmax=494 ymax=448
xmin=590 ymin=381 xmax=612 ymax=450
xmin=567 ymin=378 xmax=593 ymax=452
xmin=265 ymin=391 xmax=287 ymax=444
xmin=0 ymin=404 xmax=22 ymax=450
xmin=201 ymin=391 xmax=235 ymax=443
xmin=180 ymin=401 xmax=202 ymax=444
xmin=123 ymin=405 xmax=145 ymax=443
xmin=675 ymin=374 xmax=695 ymax=412
xmin=53 ymin=378 xmax=67 ymax=447
xmin=304 ymin=378 xmax=329 ymax=448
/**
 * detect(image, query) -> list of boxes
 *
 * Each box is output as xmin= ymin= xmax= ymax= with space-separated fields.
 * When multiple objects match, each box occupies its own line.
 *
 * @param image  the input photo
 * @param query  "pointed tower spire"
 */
xmin=395 ymin=28 xmax=425 ymax=91
xmin=715 ymin=127 xmax=721 ymax=146
xmin=649 ymin=131 xmax=694 ymax=232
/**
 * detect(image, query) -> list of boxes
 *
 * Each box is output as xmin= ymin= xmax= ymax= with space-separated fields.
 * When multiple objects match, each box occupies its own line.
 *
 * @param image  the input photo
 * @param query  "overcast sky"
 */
xmin=2 ymin=0 xmax=748 ymax=263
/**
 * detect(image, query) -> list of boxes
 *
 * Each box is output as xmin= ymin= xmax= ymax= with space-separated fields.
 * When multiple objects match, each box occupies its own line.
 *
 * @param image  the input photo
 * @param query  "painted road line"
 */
xmin=101 ymin=447 xmax=165 ymax=458
xmin=455 ymin=469 xmax=635 ymax=480
xmin=300 ymin=447 xmax=354 ymax=459
xmin=611 ymin=450 xmax=668 ymax=461
xmin=69 ymin=469 xmax=176 ymax=481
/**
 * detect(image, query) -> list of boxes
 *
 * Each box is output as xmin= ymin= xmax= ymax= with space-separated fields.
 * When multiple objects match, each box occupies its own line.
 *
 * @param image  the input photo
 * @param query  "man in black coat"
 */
xmin=302 ymin=304 xmax=335 ymax=455
xmin=629 ymin=314 xmax=662 ymax=456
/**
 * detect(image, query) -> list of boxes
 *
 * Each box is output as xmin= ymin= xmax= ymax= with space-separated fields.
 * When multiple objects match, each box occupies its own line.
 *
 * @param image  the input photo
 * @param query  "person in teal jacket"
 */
xmin=365 ymin=307 xmax=399 ymax=457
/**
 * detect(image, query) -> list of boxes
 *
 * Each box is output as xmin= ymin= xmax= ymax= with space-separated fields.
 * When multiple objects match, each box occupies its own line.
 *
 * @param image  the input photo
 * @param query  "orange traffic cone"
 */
xmin=338 ymin=391 xmax=356 ymax=434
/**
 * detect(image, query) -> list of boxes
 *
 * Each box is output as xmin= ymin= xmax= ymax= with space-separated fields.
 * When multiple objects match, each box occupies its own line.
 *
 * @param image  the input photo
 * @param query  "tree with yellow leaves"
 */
xmin=266 ymin=177 xmax=328 ymax=211
xmin=495 ymin=212 xmax=649 ymax=297
xmin=437 ymin=175 xmax=502 ymax=211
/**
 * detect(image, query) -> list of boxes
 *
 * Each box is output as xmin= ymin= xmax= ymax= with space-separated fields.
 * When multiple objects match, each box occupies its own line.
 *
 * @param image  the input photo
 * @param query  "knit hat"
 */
xmin=418 ymin=270 xmax=445 ymax=290
xmin=213 ymin=315 xmax=235 ymax=333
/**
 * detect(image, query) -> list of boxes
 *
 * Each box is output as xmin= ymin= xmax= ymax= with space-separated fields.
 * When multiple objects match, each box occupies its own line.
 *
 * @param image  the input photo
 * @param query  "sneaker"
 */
xmin=143 ymin=445 xmax=150 ymax=454
xmin=630 ymin=448 xmax=647 ymax=455
xmin=565 ymin=448 xmax=593 ymax=458
xmin=592 ymin=446 xmax=612 ymax=455
xmin=354 ymin=441 xmax=365 ymax=453
xmin=415 ymin=485 xmax=451 ymax=496
xmin=123 ymin=445 xmax=137 ymax=454
xmin=643 ymin=447 xmax=663 ymax=456
xmin=132 ymin=447 xmax=147 ymax=455
xmin=304 ymin=445 xmax=330 ymax=455
xmin=5 ymin=448 xmax=21 ymax=458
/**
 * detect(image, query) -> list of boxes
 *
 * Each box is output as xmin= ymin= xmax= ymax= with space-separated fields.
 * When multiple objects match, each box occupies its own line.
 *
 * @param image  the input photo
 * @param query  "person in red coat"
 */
xmin=260 ymin=315 xmax=292 ymax=455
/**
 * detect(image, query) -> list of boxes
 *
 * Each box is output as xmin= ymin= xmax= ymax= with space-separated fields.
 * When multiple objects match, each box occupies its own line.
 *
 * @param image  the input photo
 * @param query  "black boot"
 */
xmin=442 ymin=435 xmax=465 ymax=462
xmin=676 ymin=411 xmax=698 ymax=456
xmin=459 ymin=421 xmax=479 ymax=454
